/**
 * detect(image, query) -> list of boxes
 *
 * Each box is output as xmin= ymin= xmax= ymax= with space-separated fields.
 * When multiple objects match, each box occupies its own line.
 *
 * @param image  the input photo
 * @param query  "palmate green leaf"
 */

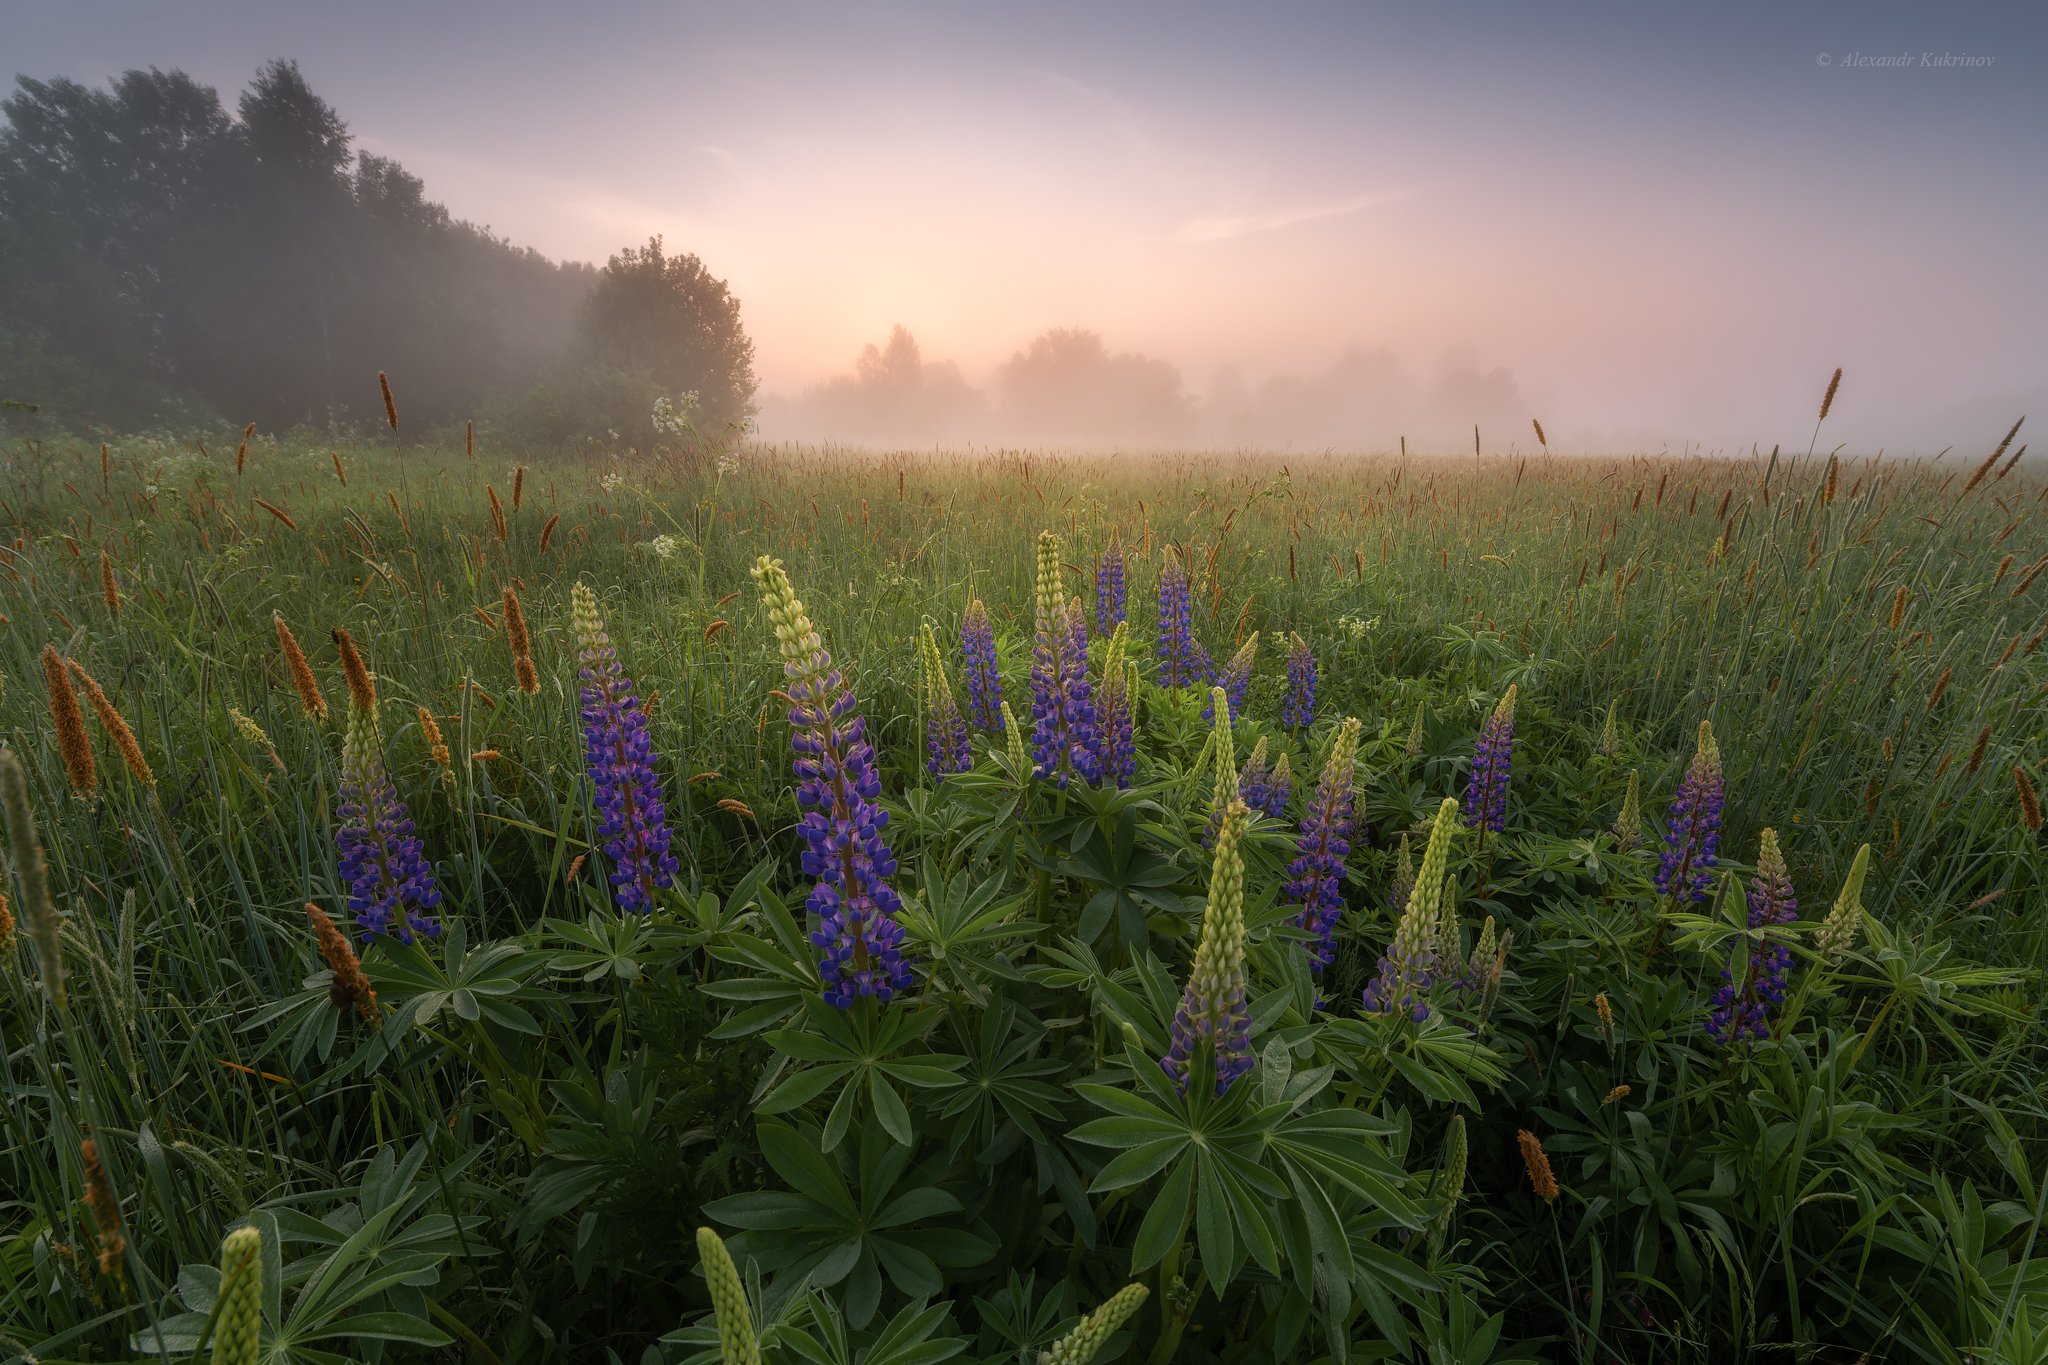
xmin=1131 ymin=1153 xmax=1197 ymax=1271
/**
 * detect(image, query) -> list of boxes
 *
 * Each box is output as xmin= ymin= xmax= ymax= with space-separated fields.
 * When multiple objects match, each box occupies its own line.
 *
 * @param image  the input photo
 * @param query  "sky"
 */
xmin=9 ymin=0 xmax=2047 ymax=452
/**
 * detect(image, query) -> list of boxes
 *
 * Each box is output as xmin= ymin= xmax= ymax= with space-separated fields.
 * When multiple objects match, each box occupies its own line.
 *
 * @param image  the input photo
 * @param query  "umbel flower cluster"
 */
xmin=753 ymin=555 xmax=913 ymax=1006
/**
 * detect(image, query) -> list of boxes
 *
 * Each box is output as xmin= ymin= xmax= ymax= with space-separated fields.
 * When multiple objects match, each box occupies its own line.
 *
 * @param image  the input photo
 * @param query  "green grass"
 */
xmin=0 ymin=431 xmax=2042 ymax=1363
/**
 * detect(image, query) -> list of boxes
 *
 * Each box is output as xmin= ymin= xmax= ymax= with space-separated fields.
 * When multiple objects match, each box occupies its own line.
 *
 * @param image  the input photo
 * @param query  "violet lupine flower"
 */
xmin=1203 ymin=633 xmax=1258 ymax=724
xmin=1463 ymin=685 xmax=1517 ymax=834
xmin=1156 ymin=546 xmax=1211 ymax=687
xmin=1281 ymin=632 xmax=1317 ymax=730
xmin=1286 ymin=718 xmax=1361 ymax=974
xmin=918 ymin=622 xmax=973 ymax=776
xmin=1162 ymin=801 xmax=1254 ymax=1096
xmin=960 ymin=599 xmax=1004 ymax=733
xmin=1363 ymin=797 xmax=1459 ymax=1022
xmin=1029 ymin=533 xmax=1103 ymax=787
xmin=336 ymin=702 xmax=443 ymax=943
xmin=1656 ymin=721 xmax=1725 ymax=904
xmin=1707 ymin=829 xmax=1797 ymax=1046
xmin=571 ymin=583 xmax=680 ymax=914
xmin=752 ymin=557 xmax=913 ymax=1007
xmin=1095 ymin=540 xmax=1127 ymax=635
xmin=1096 ymin=624 xmax=1138 ymax=789
xmin=1237 ymin=738 xmax=1291 ymax=820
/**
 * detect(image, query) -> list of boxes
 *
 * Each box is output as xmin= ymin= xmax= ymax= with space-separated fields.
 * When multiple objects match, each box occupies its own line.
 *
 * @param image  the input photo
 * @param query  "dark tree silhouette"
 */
xmin=577 ymin=237 xmax=759 ymax=433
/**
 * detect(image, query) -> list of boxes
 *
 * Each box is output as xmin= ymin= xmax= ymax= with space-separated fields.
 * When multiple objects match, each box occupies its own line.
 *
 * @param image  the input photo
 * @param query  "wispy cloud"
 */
xmin=1175 ymin=188 xmax=1415 ymax=244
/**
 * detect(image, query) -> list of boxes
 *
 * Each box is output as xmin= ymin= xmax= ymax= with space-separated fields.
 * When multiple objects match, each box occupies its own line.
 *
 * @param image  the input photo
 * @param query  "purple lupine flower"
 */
xmin=1030 ymin=534 xmax=1103 ymax=787
xmin=1657 ymin=721 xmax=1725 ymax=904
xmin=1156 ymin=547 xmax=1211 ymax=687
xmin=1707 ymin=829 xmax=1796 ymax=1046
xmin=1287 ymin=719 xmax=1361 ymax=974
xmin=1095 ymin=540 xmax=1127 ymax=635
xmin=1162 ymin=802 xmax=1254 ymax=1096
xmin=960 ymin=599 xmax=1004 ymax=733
xmin=918 ymin=622 xmax=972 ymax=776
xmin=1203 ymin=633 xmax=1258 ymax=725
xmin=336 ymin=703 xmax=443 ymax=943
xmin=1463 ymin=685 xmax=1517 ymax=834
xmin=1281 ymin=632 xmax=1317 ymax=730
xmin=753 ymin=557 xmax=914 ymax=1007
xmin=571 ymin=583 xmax=680 ymax=914
xmin=1237 ymin=739 xmax=1291 ymax=820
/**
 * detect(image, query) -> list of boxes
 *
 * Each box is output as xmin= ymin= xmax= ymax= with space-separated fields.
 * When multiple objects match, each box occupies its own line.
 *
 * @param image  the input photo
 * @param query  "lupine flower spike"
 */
xmin=571 ymin=584 xmax=679 ymax=913
xmin=1597 ymin=699 xmax=1620 ymax=757
xmin=1029 ymin=532 xmax=1102 ymax=787
xmin=1363 ymin=796 xmax=1459 ymax=1020
xmin=1707 ymin=827 xmax=1796 ymax=1046
xmin=1288 ymin=718 xmax=1362 ymax=974
xmin=1001 ymin=700 xmax=1030 ymax=783
xmin=1464 ymin=685 xmax=1516 ymax=834
xmin=1404 ymin=700 xmax=1426 ymax=758
xmin=1386 ymin=831 xmax=1415 ymax=913
xmin=1613 ymin=770 xmax=1643 ymax=852
xmin=753 ymin=556 xmax=913 ymax=1006
xmin=1656 ymin=721 xmax=1724 ymax=904
xmin=695 ymin=1227 xmax=762 ymax=1365
xmin=211 ymin=1226 xmax=262 ymax=1365
xmin=1045 ymin=1283 xmax=1151 ymax=1365
xmin=1814 ymin=843 xmax=1871 ymax=965
xmin=1200 ymin=686 xmax=1237 ymax=843
xmin=1434 ymin=1115 xmax=1468 ymax=1239
xmin=1156 ymin=546 xmax=1211 ymax=686
xmin=336 ymin=690 xmax=444 ymax=943
xmin=1281 ymin=632 xmax=1317 ymax=730
xmin=960 ymin=598 xmax=1004 ymax=732
xmin=1095 ymin=622 xmax=1137 ymax=787
xmin=1162 ymin=801 xmax=1254 ymax=1095
xmin=1237 ymin=737 xmax=1275 ymax=817
xmin=917 ymin=621 xmax=972 ymax=776
xmin=1094 ymin=539 xmax=1127 ymax=634
xmin=1204 ymin=633 xmax=1258 ymax=723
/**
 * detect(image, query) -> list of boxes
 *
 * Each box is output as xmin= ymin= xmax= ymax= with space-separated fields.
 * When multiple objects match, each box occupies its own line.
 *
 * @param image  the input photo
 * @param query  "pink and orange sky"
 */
xmin=12 ymin=1 xmax=2047 ymax=452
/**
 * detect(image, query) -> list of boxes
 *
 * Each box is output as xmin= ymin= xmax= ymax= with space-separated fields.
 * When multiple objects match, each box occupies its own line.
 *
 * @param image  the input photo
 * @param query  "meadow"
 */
xmin=0 ymin=421 xmax=2043 ymax=1364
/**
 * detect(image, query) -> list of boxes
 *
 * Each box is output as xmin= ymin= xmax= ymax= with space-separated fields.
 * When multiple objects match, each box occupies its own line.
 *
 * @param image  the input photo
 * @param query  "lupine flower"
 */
xmin=1432 ymin=873 xmax=1464 ymax=982
xmin=1029 ymin=532 xmax=1102 ymax=787
xmin=1463 ymin=685 xmax=1516 ymax=833
xmin=1203 ymin=633 xmax=1258 ymax=724
xmin=1613 ymin=770 xmax=1643 ymax=851
xmin=917 ymin=622 xmax=973 ymax=776
xmin=1468 ymin=916 xmax=1506 ymax=1015
xmin=1597 ymin=699 xmax=1621 ymax=756
xmin=1238 ymin=737 xmax=1291 ymax=819
xmin=1814 ymin=843 xmax=1871 ymax=964
xmin=1162 ymin=801 xmax=1254 ymax=1095
xmin=695 ymin=1228 xmax=762 ymax=1365
xmin=571 ymin=583 xmax=679 ymax=914
xmin=1001 ymin=700 xmax=1030 ymax=783
xmin=1199 ymin=686 xmax=1237 ymax=844
xmin=1434 ymin=1115 xmax=1468 ymax=1239
xmin=752 ymin=556 xmax=913 ymax=1007
xmin=1156 ymin=546 xmax=1211 ymax=687
xmin=1657 ymin=721 xmax=1725 ymax=903
xmin=336 ymin=701 xmax=443 ymax=942
xmin=213 ymin=1226 xmax=263 ymax=1365
xmin=1045 ymin=1283 xmax=1150 ymax=1365
xmin=1404 ymin=700 xmax=1426 ymax=758
xmin=1094 ymin=540 xmax=1127 ymax=634
xmin=960 ymin=599 xmax=1004 ymax=732
xmin=1706 ymin=828 xmax=1796 ymax=1046
xmin=1363 ymin=796 xmax=1459 ymax=1020
xmin=1287 ymin=718 xmax=1362 ymax=974
xmin=1281 ymin=632 xmax=1317 ymax=730
xmin=1386 ymin=831 xmax=1415 ymax=913
xmin=1096 ymin=623 xmax=1137 ymax=788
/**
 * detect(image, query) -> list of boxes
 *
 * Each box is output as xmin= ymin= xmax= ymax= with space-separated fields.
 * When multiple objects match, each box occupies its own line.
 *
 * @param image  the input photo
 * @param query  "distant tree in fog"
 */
xmin=779 ymin=325 xmax=984 ymax=444
xmin=992 ymin=328 xmax=1190 ymax=445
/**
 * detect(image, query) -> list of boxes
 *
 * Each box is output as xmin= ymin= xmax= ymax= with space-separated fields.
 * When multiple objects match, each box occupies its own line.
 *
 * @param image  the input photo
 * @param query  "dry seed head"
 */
xmin=99 ymin=551 xmax=119 ymax=617
xmin=1603 ymin=1084 xmax=1632 ymax=1105
xmin=512 ymin=465 xmax=526 ymax=511
xmin=331 ymin=628 xmax=376 ymax=712
xmin=331 ymin=450 xmax=347 ymax=486
xmin=378 ymin=370 xmax=399 ymax=429
xmin=2016 ymin=764 xmax=2043 ymax=834
xmin=251 ymin=496 xmax=297 ymax=531
xmin=42 ymin=645 xmax=97 ymax=797
xmin=1532 ymin=418 xmax=1547 ymax=449
xmin=67 ymin=658 xmax=152 ymax=785
xmin=1819 ymin=367 xmax=1842 ymax=421
xmin=1516 ymin=1129 xmax=1559 ymax=1203
xmin=308 ymin=903 xmax=379 ymax=1025
xmin=274 ymin=613 xmax=328 ymax=720
xmin=538 ymin=512 xmax=561 ymax=555
xmin=502 ymin=587 xmax=539 ymax=695
xmin=487 ymin=485 xmax=508 ymax=541
xmin=82 ymin=1138 xmax=125 ymax=1278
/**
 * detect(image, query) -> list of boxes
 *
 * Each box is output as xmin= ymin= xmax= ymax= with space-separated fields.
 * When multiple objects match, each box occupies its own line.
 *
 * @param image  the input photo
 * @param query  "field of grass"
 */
xmin=0 ymin=427 xmax=2043 ymax=1364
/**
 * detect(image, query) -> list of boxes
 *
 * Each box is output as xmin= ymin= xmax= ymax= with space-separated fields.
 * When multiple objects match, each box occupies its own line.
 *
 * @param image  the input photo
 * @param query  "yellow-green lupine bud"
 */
xmin=1613 ymin=770 xmax=1643 ymax=852
xmin=1695 ymin=719 xmax=1720 ymax=770
xmin=1598 ymin=699 xmax=1619 ymax=757
xmin=211 ymin=1225 xmax=261 ymax=1365
xmin=695 ymin=1227 xmax=761 ymax=1365
xmin=1434 ymin=871 xmax=1463 ymax=982
xmin=1814 ymin=843 xmax=1871 ymax=964
xmin=0 ymin=747 xmax=64 ymax=1008
xmin=1033 ymin=531 xmax=1065 ymax=626
xmin=1404 ymin=699 xmax=1426 ymax=757
xmin=748 ymin=558 xmax=829 ymax=687
xmin=1434 ymin=1114 xmax=1468 ymax=1239
xmin=1365 ymin=796 xmax=1459 ymax=1019
xmin=1042 ymin=1282 xmax=1151 ymax=1365
xmin=1206 ymin=686 xmax=1236 ymax=826
xmin=1474 ymin=922 xmax=1510 ymax=1026
xmin=1163 ymin=802 xmax=1255 ymax=1094
xmin=1002 ymin=701 xmax=1030 ymax=781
